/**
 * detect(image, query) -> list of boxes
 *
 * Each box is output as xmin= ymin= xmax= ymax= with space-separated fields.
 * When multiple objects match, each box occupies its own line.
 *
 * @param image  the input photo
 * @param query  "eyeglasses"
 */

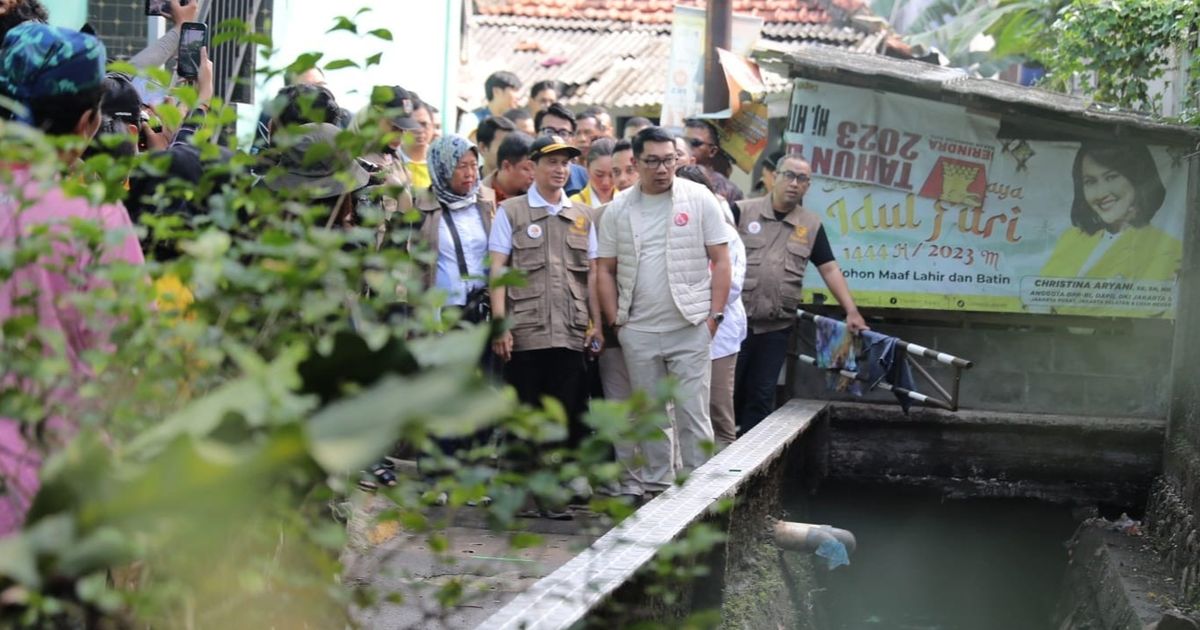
xmin=640 ymin=156 xmax=677 ymax=171
xmin=777 ymin=171 xmax=811 ymax=184
xmin=540 ymin=126 xmax=573 ymax=138
xmin=688 ymin=137 xmax=715 ymax=149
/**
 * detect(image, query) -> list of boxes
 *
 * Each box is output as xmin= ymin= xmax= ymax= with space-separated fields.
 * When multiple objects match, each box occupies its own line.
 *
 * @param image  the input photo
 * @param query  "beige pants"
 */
xmin=598 ymin=347 xmax=645 ymax=495
xmin=619 ymin=324 xmax=715 ymax=491
xmin=710 ymin=353 xmax=738 ymax=447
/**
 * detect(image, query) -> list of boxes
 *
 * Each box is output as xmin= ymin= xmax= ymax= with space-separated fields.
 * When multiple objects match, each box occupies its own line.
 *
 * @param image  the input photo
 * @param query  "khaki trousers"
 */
xmin=618 ymin=324 xmax=715 ymax=491
xmin=710 ymin=353 xmax=738 ymax=447
xmin=598 ymin=348 xmax=644 ymax=495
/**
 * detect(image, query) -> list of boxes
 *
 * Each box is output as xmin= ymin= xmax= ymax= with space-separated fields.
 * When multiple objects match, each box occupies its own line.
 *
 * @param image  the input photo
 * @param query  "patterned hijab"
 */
xmin=427 ymin=134 xmax=480 ymax=211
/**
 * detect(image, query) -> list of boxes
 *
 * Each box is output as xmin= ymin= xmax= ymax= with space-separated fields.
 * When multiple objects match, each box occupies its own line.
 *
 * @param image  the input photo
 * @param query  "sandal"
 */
xmin=369 ymin=461 xmax=398 ymax=488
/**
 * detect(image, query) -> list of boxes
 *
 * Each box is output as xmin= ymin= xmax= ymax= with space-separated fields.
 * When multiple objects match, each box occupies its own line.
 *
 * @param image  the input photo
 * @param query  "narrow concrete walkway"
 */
xmin=480 ymin=399 xmax=827 ymax=629
xmin=346 ymin=399 xmax=827 ymax=629
xmin=345 ymin=493 xmax=610 ymax=629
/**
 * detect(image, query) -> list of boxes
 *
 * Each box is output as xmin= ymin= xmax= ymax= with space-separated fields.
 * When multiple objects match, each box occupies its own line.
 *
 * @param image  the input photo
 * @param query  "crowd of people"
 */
xmin=0 ymin=0 xmax=871 ymax=524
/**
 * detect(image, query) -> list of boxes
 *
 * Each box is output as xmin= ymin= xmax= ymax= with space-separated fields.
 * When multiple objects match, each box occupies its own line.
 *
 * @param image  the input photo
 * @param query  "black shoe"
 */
xmin=369 ymin=461 xmax=398 ymax=488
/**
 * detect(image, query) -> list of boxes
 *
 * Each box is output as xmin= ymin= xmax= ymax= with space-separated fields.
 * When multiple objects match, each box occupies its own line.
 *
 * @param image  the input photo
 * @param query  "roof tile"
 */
xmin=475 ymin=0 xmax=834 ymax=25
xmin=463 ymin=14 xmax=875 ymax=110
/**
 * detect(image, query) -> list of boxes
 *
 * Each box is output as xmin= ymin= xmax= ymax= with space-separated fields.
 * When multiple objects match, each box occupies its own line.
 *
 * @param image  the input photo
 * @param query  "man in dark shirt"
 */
xmin=481 ymin=132 xmax=535 ymax=205
xmin=472 ymin=71 xmax=522 ymax=124
xmin=732 ymin=154 xmax=868 ymax=434
xmin=684 ymin=118 xmax=744 ymax=205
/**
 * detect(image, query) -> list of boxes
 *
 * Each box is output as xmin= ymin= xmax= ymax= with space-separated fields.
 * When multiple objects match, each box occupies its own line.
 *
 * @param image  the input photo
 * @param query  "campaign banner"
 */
xmin=784 ymin=80 xmax=1188 ymax=318
xmin=659 ymin=6 xmax=763 ymax=131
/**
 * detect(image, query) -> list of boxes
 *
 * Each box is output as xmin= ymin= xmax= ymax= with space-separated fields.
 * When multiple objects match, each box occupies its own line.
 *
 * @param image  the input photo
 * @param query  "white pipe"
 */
xmin=773 ymin=520 xmax=857 ymax=554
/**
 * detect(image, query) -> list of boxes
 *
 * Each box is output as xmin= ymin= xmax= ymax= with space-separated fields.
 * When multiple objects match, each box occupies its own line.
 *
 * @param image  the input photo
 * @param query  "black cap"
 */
xmin=101 ymin=73 xmax=142 ymax=123
xmin=374 ymin=85 xmax=419 ymax=130
xmin=529 ymin=135 xmax=582 ymax=160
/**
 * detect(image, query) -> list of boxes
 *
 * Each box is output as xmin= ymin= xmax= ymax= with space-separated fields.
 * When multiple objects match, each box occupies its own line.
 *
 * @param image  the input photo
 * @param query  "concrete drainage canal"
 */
xmin=479 ymin=399 xmax=1177 ymax=629
xmin=799 ymin=481 xmax=1078 ymax=629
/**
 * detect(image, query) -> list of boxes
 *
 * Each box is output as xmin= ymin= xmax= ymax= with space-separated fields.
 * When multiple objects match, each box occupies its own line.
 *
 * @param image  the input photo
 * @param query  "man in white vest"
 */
xmin=595 ymin=127 xmax=733 ymax=494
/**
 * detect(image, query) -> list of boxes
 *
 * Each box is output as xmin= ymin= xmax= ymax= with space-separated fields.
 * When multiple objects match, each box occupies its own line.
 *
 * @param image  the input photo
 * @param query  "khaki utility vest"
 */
xmin=605 ymin=179 xmax=715 ymax=327
xmin=502 ymin=194 xmax=593 ymax=352
xmin=735 ymin=196 xmax=823 ymax=334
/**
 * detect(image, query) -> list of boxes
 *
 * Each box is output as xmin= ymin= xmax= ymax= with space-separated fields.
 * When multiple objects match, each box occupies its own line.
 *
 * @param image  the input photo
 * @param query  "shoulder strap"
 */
xmin=439 ymin=203 xmax=470 ymax=278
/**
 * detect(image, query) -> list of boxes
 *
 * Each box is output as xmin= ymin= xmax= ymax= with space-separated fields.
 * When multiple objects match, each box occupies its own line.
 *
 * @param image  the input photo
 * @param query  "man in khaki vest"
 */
xmin=596 ymin=127 xmax=732 ymax=494
xmin=733 ymin=155 xmax=868 ymax=434
xmin=489 ymin=136 xmax=603 ymax=449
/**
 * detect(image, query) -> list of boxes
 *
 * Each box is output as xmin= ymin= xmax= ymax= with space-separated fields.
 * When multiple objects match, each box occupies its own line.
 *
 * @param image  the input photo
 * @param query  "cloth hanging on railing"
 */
xmin=813 ymin=319 xmax=917 ymax=412
xmin=814 ymin=316 xmax=862 ymax=395
xmin=859 ymin=330 xmax=917 ymax=413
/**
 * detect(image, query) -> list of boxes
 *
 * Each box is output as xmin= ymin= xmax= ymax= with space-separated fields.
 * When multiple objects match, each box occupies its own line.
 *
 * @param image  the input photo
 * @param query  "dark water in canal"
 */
xmin=803 ymin=481 xmax=1079 ymax=630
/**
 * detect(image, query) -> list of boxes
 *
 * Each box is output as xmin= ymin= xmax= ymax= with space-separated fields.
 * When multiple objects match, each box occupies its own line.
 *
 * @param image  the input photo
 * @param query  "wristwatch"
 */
xmin=709 ymin=312 xmax=725 ymax=324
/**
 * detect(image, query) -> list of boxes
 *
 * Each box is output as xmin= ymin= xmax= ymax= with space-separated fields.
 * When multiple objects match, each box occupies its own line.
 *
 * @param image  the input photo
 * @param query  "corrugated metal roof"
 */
xmin=757 ymin=45 xmax=1200 ymax=142
xmin=463 ymin=14 xmax=879 ymax=109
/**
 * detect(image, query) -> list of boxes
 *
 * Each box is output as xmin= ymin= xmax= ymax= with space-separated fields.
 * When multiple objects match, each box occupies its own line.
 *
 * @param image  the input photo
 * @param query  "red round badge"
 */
xmin=674 ymin=212 xmax=689 ymax=227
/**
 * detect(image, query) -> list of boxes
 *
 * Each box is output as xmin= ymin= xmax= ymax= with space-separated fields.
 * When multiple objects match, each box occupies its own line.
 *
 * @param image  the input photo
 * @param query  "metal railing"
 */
xmin=792 ymin=309 xmax=974 ymax=411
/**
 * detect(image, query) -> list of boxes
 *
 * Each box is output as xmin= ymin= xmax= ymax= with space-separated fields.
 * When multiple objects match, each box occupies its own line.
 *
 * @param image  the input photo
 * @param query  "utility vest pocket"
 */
xmin=509 ymin=225 xmax=547 ymax=328
xmin=781 ymin=239 xmax=812 ymax=313
xmin=564 ymin=231 xmax=591 ymax=330
xmin=564 ymin=231 xmax=590 ymax=271
xmin=740 ymin=233 xmax=769 ymax=319
xmin=512 ymin=220 xmax=549 ymax=271
xmin=510 ymin=297 xmax=542 ymax=330
xmin=741 ymin=233 xmax=769 ymax=265
xmin=567 ymin=279 xmax=590 ymax=329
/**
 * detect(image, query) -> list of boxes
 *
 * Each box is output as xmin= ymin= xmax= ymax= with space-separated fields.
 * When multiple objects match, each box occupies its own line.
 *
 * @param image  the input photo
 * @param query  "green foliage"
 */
xmin=1039 ymin=0 xmax=1200 ymax=124
xmin=878 ymin=0 xmax=1053 ymax=75
xmin=878 ymin=0 xmax=1199 ymax=123
xmin=0 ymin=13 xmax=728 ymax=629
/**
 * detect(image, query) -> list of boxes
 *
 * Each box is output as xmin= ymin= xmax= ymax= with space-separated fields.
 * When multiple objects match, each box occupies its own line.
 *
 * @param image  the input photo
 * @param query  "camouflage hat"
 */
xmin=0 ymin=22 xmax=106 ymax=123
xmin=263 ymin=122 xmax=371 ymax=200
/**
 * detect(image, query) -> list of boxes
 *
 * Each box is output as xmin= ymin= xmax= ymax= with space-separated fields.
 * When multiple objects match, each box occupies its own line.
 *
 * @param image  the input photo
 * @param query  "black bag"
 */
xmin=441 ymin=204 xmax=491 ymax=324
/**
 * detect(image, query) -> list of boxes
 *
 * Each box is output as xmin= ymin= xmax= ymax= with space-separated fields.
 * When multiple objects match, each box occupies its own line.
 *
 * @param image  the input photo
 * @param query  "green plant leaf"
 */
xmin=305 ymin=367 xmax=509 ymax=472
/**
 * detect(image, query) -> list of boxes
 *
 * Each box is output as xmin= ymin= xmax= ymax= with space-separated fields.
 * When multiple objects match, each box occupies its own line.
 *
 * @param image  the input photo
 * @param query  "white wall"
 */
xmin=42 ymin=0 xmax=88 ymax=29
xmin=238 ymin=0 xmax=463 ymax=140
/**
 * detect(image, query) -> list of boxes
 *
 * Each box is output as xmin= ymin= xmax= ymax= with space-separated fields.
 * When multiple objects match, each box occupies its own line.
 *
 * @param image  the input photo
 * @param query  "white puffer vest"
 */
xmin=608 ymin=179 xmax=715 ymax=326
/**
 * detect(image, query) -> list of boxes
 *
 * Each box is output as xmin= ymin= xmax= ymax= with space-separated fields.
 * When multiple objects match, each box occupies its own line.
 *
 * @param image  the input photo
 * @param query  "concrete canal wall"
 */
xmin=791 ymin=313 xmax=1174 ymax=419
xmin=1149 ymin=157 xmax=1200 ymax=608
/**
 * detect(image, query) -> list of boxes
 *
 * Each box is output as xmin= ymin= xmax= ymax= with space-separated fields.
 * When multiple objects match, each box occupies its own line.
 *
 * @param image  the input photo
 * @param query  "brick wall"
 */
xmin=790 ymin=313 xmax=1174 ymax=418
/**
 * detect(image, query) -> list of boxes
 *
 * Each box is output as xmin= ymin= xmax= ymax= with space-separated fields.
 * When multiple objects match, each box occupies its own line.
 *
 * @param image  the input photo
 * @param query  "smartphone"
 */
xmin=145 ymin=0 xmax=188 ymax=17
xmin=176 ymin=22 xmax=206 ymax=80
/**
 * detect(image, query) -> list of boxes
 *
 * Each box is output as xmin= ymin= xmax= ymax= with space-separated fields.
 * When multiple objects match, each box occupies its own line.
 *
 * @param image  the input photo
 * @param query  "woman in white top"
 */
xmin=422 ymin=135 xmax=495 ymax=322
xmin=675 ymin=166 xmax=747 ymax=448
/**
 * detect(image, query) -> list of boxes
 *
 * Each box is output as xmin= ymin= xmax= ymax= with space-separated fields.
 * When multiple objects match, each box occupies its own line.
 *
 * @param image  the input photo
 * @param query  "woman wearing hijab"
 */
xmin=409 ymin=135 xmax=498 ymax=323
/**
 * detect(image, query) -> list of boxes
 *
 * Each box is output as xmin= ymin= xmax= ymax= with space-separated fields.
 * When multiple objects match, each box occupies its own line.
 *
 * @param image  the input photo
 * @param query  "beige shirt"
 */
xmin=626 ymin=191 xmax=692 ymax=333
xmin=598 ymin=179 xmax=731 ymax=327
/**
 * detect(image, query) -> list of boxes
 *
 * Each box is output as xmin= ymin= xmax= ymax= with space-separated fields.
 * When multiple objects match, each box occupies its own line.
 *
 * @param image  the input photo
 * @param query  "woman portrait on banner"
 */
xmin=1040 ymin=142 xmax=1181 ymax=282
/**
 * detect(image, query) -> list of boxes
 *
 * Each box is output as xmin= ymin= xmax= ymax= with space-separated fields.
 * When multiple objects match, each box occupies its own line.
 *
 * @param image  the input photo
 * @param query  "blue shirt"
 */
xmin=566 ymin=163 xmax=589 ymax=198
